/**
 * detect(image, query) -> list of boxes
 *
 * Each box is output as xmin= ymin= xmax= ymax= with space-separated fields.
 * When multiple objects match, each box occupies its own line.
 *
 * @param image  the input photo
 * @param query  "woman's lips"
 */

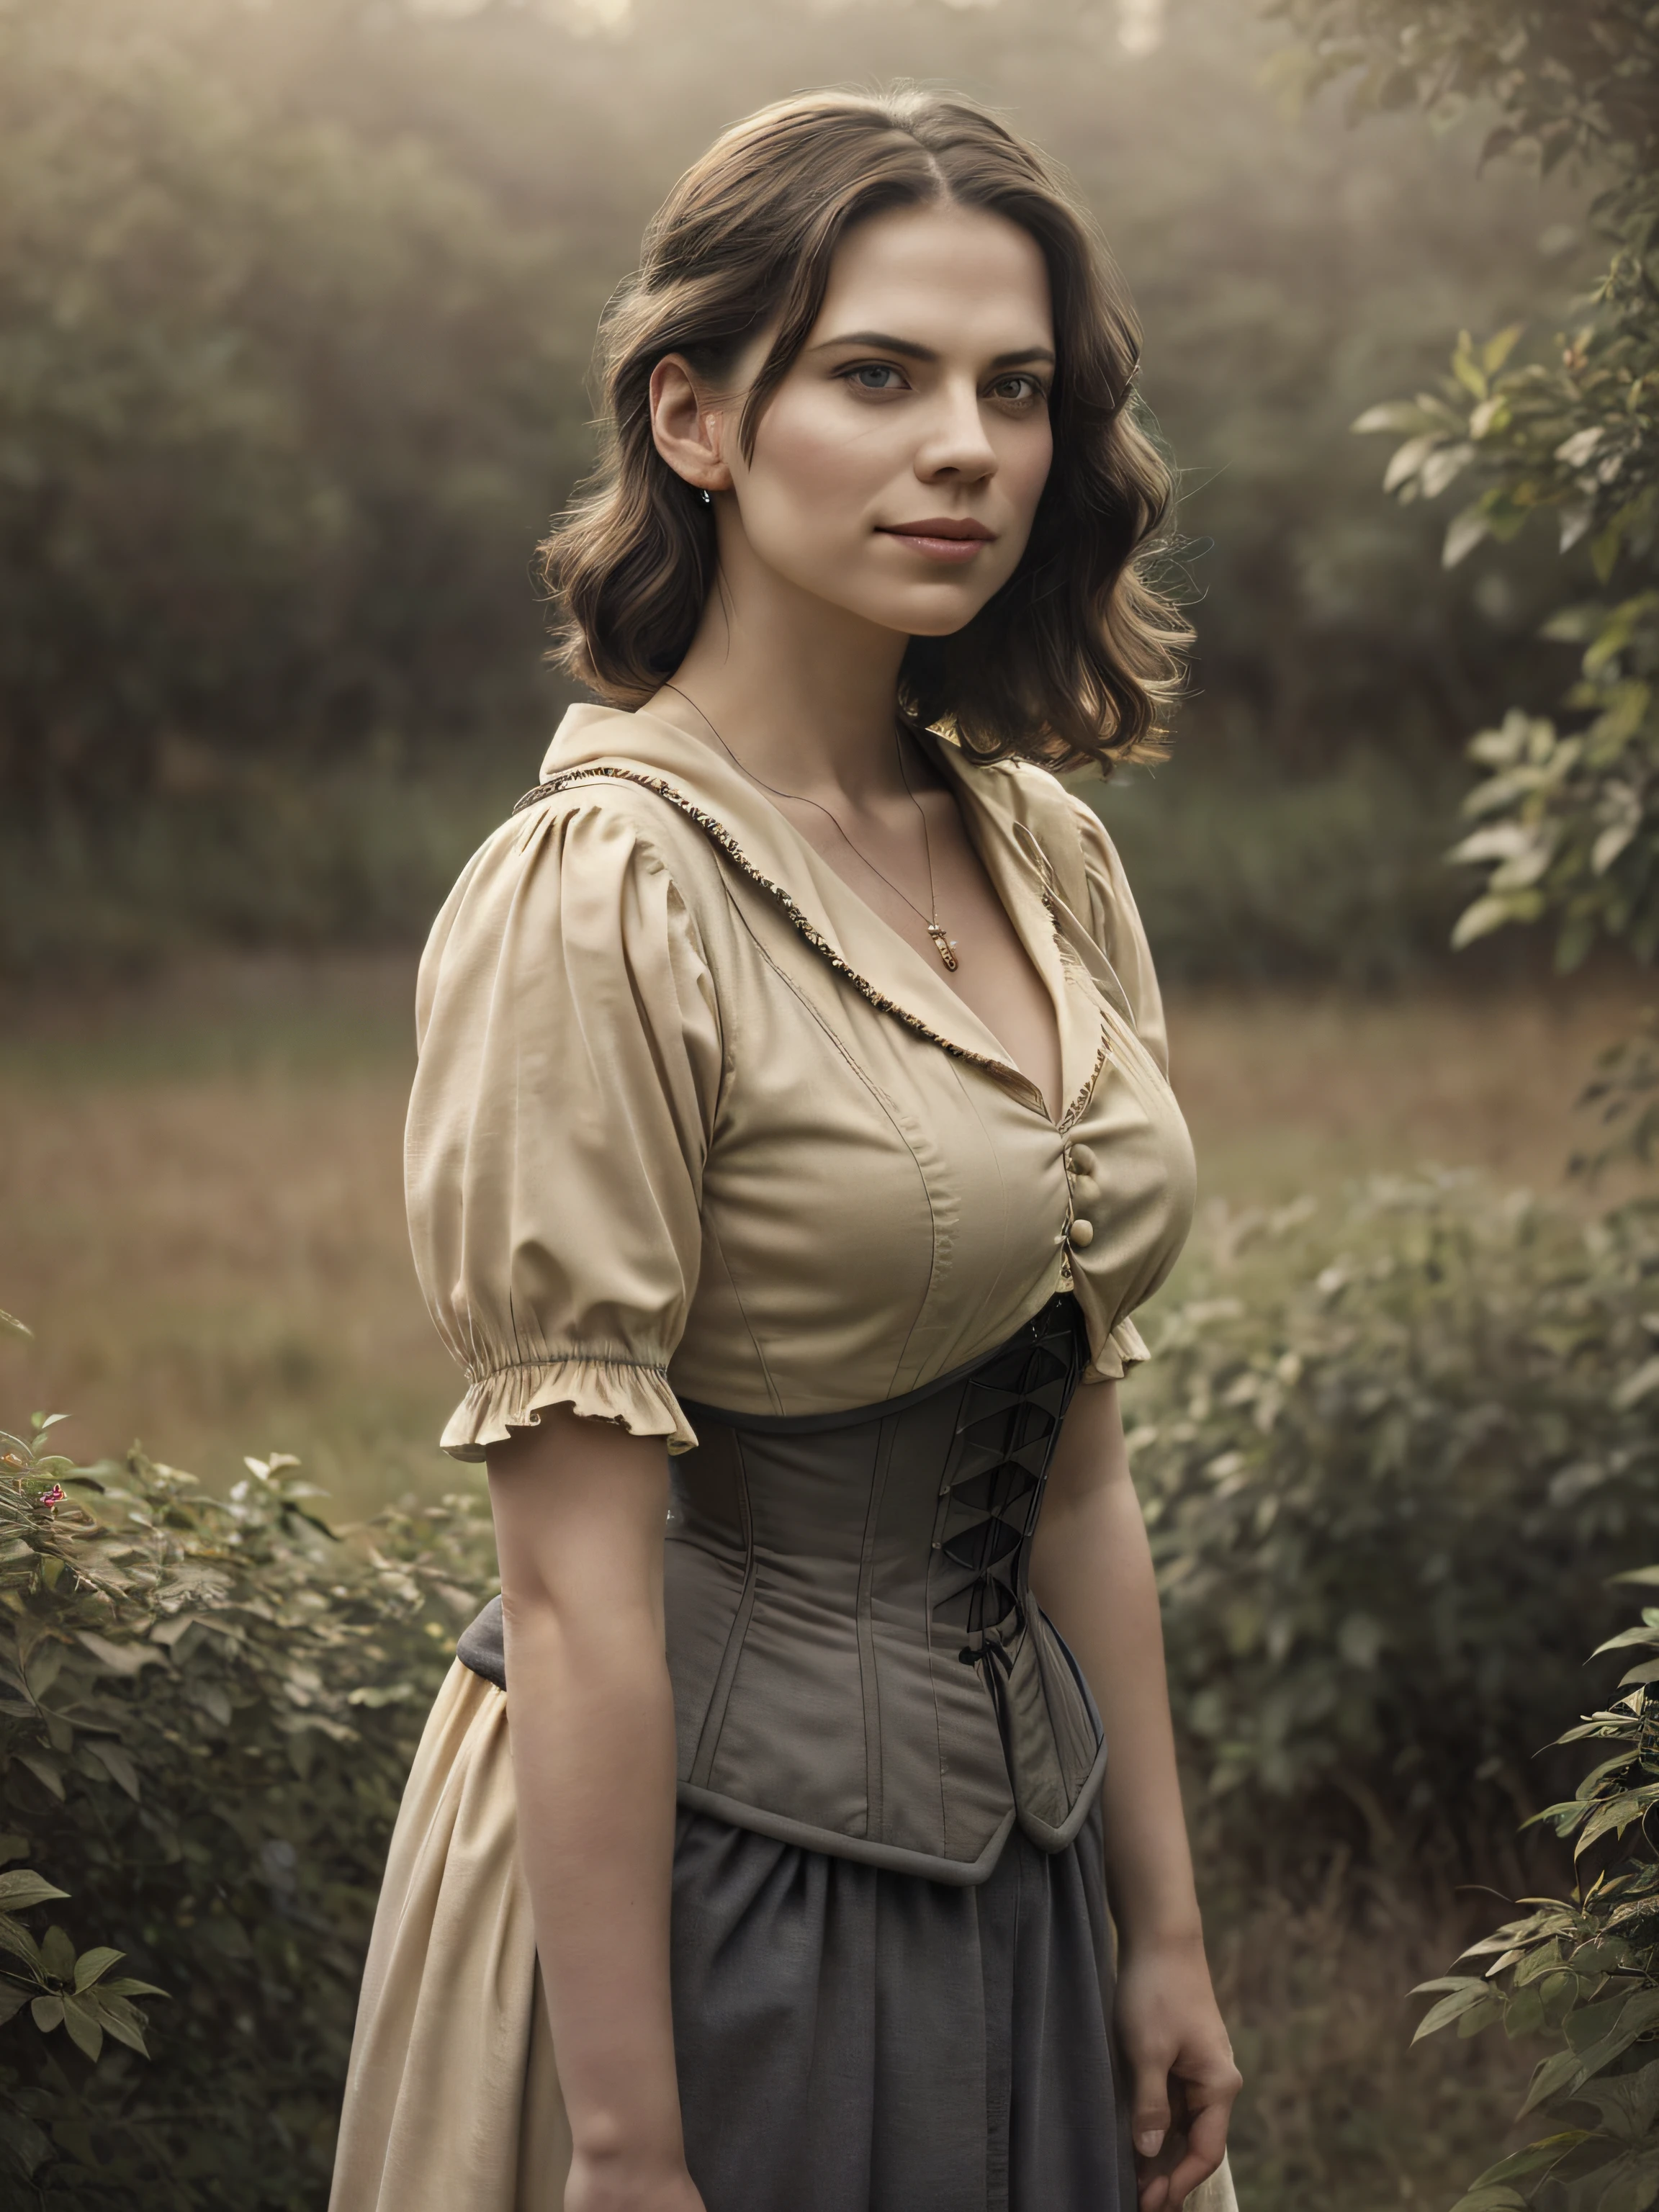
xmin=878 ymin=519 xmax=996 ymax=564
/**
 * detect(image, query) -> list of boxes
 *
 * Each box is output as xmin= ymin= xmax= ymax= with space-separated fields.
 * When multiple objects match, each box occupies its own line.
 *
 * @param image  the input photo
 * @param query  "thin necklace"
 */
xmin=660 ymin=683 xmax=961 ymax=971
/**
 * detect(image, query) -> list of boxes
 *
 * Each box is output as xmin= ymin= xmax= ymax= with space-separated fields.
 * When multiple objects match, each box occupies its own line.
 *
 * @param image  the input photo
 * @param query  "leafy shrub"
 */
xmin=1413 ymin=1574 xmax=1659 ymax=2212
xmin=1288 ymin=0 xmax=1659 ymax=980
xmin=1130 ymin=1177 xmax=1659 ymax=1873
xmin=0 ymin=1412 xmax=496 ymax=2208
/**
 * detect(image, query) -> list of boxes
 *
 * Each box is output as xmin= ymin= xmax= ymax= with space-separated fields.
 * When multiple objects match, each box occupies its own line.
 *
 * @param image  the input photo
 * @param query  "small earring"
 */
xmin=700 ymin=487 xmax=711 ymax=505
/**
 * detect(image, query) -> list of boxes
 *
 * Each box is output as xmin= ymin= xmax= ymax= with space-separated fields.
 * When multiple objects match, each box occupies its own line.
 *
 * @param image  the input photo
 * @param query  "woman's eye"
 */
xmin=990 ymin=374 xmax=1046 ymax=405
xmin=843 ymin=363 xmax=905 ymax=392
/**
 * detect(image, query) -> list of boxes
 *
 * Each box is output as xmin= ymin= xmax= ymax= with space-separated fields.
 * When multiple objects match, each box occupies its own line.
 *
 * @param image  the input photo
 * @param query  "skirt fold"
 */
xmin=330 ymin=1661 xmax=1236 ymax=2212
xmin=328 ymin=1663 xmax=569 ymax=2212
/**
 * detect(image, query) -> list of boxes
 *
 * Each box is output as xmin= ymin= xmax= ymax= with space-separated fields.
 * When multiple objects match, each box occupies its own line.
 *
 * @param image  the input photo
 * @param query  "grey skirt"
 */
xmin=329 ymin=1665 xmax=1230 ymax=2212
xmin=672 ymin=1799 xmax=1133 ymax=2212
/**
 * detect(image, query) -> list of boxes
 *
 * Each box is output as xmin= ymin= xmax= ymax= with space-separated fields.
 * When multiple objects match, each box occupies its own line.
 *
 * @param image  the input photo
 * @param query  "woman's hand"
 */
xmin=1115 ymin=1933 xmax=1241 ymax=2211
xmin=565 ymin=2146 xmax=709 ymax=2212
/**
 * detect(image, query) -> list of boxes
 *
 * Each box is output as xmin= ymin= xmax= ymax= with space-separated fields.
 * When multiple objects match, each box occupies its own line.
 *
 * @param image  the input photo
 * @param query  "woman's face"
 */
xmin=690 ymin=201 xmax=1056 ymax=639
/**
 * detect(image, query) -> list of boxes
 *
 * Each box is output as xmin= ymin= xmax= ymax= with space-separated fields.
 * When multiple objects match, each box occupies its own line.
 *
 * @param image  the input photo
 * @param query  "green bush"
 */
xmin=0 ymin=1411 xmax=496 ymax=2208
xmin=1130 ymin=1177 xmax=1659 ymax=1873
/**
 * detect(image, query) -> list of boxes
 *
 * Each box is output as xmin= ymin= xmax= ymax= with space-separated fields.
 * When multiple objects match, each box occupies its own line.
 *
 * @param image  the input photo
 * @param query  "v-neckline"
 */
xmin=533 ymin=704 xmax=1107 ymax=1131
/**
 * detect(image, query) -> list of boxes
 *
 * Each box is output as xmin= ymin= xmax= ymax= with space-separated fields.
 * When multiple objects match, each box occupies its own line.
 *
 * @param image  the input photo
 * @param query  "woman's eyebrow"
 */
xmin=809 ymin=329 xmax=1056 ymax=369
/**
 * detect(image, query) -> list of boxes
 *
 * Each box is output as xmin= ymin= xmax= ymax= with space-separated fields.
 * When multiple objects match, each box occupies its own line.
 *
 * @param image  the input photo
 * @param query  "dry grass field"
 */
xmin=1 ymin=950 xmax=1645 ymax=1515
xmin=2 ymin=948 xmax=1642 ymax=2208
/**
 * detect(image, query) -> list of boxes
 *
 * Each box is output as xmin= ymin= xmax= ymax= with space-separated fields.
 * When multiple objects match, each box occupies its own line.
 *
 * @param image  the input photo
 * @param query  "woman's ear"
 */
xmin=649 ymin=356 xmax=732 ymax=497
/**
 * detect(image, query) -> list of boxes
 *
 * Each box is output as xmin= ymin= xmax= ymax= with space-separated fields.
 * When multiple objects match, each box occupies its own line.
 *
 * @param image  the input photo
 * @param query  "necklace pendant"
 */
xmin=927 ymin=923 xmax=960 ymax=973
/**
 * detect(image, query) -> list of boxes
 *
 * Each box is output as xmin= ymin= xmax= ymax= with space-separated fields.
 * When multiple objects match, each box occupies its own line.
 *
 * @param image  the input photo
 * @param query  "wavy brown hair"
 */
xmin=539 ymin=86 xmax=1187 ymax=771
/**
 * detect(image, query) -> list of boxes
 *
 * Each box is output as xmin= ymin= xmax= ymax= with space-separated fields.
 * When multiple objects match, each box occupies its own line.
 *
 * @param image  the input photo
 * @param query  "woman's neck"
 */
xmin=652 ymin=531 xmax=914 ymax=806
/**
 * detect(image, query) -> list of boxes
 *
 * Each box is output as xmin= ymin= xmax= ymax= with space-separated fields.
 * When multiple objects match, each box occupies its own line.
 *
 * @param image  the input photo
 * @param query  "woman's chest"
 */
xmin=672 ymin=891 xmax=1190 ymax=1413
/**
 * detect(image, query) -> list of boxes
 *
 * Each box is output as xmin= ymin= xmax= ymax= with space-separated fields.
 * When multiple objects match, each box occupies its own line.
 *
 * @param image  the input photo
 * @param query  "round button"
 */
xmin=1067 ymin=1217 xmax=1095 ymax=1249
xmin=1068 ymin=1143 xmax=1098 ymax=1177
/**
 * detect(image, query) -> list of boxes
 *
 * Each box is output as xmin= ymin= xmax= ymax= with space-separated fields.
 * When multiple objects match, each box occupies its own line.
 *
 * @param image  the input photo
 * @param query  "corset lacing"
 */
xmin=931 ymin=1297 xmax=1086 ymax=1737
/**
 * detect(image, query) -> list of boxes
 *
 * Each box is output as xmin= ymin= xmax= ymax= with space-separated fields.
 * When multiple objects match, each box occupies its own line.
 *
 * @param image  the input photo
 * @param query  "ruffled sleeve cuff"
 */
xmin=1082 ymin=1314 xmax=1151 ymax=1384
xmin=439 ymin=1353 xmax=699 ymax=1462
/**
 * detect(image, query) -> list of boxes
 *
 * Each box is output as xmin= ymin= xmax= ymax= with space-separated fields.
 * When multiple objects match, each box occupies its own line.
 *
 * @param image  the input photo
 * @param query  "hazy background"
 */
xmin=0 ymin=0 xmax=1598 ymax=976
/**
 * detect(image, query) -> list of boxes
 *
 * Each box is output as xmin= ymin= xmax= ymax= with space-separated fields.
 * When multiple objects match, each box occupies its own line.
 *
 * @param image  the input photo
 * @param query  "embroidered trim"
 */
xmin=1057 ymin=1026 xmax=1110 ymax=1134
xmin=513 ymin=766 xmax=1021 ymax=1082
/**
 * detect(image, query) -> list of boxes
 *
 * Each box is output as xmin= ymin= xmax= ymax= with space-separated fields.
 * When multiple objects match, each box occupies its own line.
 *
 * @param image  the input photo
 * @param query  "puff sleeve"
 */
xmin=405 ymin=797 xmax=724 ymax=1461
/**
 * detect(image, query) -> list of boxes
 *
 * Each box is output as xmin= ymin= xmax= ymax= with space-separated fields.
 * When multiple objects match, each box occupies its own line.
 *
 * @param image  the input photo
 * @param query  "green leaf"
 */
xmin=1592 ymin=2151 xmax=1659 ymax=2212
xmin=38 ymin=1925 xmax=73 ymax=1983
xmin=83 ymin=1738 xmax=141 ymax=1800
xmin=1467 ymin=2134 xmax=1589 ymax=2188
xmin=91 ymin=1991 xmax=152 ymax=2059
xmin=1444 ymin=503 xmax=1492 ymax=568
xmin=1524 ymin=2046 xmax=1592 ymax=2117
xmin=1567 ymin=1987 xmax=1659 ymax=2088
xmin=14 ymin=1752 xmax=64 ymax=1802
xmin=74 ymin=1630 xmax=163 ymax=1676
xmin=1593 ymin=526 xmax=1627 ymax=585
xmin=29 ymin=1994 xmax=63 ymax=2034
xmin=0 ymin=1871 xmax=69 ymax=1914
xmin=0 ymin=1982 xmax=30 ymax=2028
xmin=60 ymin=1992 xmax=103 ymax=2064
xmin=1413 ymin=1978 xmax=1493 ymax=2042
xmin=0 ymin=1923 xmax=42 ymax=1972
xmin=72 ymin=1946 xmax=124 ymax=1992
xmin=1568 ymin=2056 xmax=1659 ymax=2144
xmin=1353 ymin=400 xmax=1447 ymax=436
xmin=1483 ymin=325 xmax=1524 ymax=377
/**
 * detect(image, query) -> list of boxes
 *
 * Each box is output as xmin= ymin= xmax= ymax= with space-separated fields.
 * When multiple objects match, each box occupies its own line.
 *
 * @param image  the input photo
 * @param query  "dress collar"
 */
xmin=534 ymin=703 xmax=1105 ymax=1128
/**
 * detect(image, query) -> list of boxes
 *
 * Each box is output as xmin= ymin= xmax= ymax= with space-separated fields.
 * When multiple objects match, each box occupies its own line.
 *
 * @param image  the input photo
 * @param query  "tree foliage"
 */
xmin=1277 ymin=0 xmax=1659 ymax=969
xmin=0 ymin=0 xmax=572 ymax=815
xmin=1410 ymin=1578 xmax=1659 ymax=2212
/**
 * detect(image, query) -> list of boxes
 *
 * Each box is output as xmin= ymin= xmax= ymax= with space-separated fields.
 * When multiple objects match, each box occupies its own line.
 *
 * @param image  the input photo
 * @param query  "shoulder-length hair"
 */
xmin=539 ymin=86 xmax=1187 ymax=773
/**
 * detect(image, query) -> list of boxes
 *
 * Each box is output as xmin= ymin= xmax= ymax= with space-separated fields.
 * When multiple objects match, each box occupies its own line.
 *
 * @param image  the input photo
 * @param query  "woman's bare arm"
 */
xmin=486 ymin=1406 xmax=705 ymax=2212
xmin=1030 ymin=1377 xmax=1241 ymax=2212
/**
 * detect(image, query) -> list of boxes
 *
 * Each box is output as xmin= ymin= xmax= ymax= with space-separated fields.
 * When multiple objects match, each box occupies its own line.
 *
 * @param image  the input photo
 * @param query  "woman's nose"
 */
xmin=914 ymin=379 xmax=999 ymax=481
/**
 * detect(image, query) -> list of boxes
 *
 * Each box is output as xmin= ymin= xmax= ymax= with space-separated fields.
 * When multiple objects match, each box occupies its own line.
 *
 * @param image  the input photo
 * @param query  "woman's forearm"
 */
xmin=487 ymin=1410 xmax=688 ymax=2178
xmin=1031 ymin=1379 xmax=1240 ymax=2201
xmin=1029 ymin=1378 xmax=1201 ymax=1953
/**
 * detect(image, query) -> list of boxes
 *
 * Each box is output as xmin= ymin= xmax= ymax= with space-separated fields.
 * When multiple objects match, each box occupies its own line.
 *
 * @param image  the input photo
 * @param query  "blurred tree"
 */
xmin=0 ymin=0 xmax=574 ymax=814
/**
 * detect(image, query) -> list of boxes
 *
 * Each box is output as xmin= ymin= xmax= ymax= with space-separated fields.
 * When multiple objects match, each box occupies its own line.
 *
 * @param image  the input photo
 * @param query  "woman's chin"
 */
xmin=858 ymin=584 xmax=999 ymax=641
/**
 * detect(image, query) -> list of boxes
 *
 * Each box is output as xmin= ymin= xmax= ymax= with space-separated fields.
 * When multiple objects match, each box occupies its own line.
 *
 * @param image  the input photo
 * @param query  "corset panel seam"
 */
xmin=685 ymin=1434 xmax=759 ymax=1791
xmin=855 ymin=1420 xmax=898 ymax=1844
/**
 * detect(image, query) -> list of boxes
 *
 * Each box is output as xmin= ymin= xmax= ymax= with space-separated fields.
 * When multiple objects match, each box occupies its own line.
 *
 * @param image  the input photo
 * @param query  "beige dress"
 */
xmin=330 ymin=703 xmax=1236 ymax=2211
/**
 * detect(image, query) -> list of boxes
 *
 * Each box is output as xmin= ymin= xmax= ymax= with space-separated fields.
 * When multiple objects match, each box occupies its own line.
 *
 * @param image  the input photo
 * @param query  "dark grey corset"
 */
xmin=457 ymin=1295 xmax=1107 ymax=1886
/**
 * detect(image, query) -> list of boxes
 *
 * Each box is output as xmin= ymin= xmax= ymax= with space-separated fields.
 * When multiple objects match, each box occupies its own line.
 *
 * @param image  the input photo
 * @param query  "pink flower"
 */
xmin=37 ymin=1484 xmax=66 ymax=1509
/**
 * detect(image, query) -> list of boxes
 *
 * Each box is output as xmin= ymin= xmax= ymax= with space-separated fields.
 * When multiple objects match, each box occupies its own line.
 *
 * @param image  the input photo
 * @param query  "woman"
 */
xmin=331 ymin=85 xmax=1239 ymax=2212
